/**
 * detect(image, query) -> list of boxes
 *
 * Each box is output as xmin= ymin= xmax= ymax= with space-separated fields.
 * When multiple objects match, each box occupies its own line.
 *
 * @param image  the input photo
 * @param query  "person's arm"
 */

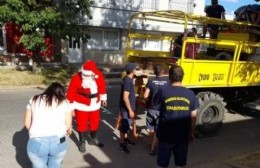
xmin=67 ymin=74 xmax=78 ymax=103
xmin=182 ymin=33 xmax=187 ymax=42
xmin=221 ymin=6 xmax=226 ymax=20
xmin=253 ymin=12 xmax=260 ymax=24
xmin=221 ymin=12 xmax=225 ymax=20
xmin=256 ymin=12 xmax=260 ymax=24
xmin=65 ymin=109 xmax=73 ymax=136
xmin=123 ymin=91 xmax=135 ymax=118
xmin=191 ymin=109 xmax=197 ymax=134
xmin=189 ymin=109 xmax=197 ymax=144
xmin=143 ymin=88 xmax=150 ymax=99
xmin=24 ymin=109 xmax=32 ymax=130
xmin=189 ymin=92 xmax=199 ymax=143
xmin=97 ymin=71 xmax=107 ymax=107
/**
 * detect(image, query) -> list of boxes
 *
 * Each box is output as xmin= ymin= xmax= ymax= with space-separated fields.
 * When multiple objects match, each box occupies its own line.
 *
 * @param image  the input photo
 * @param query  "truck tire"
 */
xmin=195 ymin=92 xmax=226 ymax=137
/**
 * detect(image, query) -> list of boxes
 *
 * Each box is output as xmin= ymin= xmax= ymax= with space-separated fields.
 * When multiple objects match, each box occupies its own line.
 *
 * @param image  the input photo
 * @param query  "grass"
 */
xmin=0 ymin=65 xmax=73 ymax=87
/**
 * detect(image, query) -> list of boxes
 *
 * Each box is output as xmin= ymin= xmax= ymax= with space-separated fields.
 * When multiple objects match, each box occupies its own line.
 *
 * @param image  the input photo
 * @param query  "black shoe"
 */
xmin=78 ymin=132 xmax=86 ymax=153
xmin=125 ymin=138 xmax=135 ymax=146
xmin=150 ymin=149 xmax=156 ymax=156
xmin=89 ymin=136 xmax=104 ymax=147
xmin=120 ymin=143 xmax=130 ymax=154
xmin=79 ymin=142 xmax=86 ymax=153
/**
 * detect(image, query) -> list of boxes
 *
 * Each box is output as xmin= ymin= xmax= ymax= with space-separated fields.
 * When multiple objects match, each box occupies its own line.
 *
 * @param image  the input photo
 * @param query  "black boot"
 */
xmin=78 ymin=132 xmax=86 ymax=153
xmin=89 ymin=131 xmax=104 ymax=147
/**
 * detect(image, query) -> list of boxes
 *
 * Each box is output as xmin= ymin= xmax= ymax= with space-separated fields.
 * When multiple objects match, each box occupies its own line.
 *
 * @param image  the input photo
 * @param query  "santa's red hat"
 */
xmin=81 ymin=60 xmax=99 ymax=78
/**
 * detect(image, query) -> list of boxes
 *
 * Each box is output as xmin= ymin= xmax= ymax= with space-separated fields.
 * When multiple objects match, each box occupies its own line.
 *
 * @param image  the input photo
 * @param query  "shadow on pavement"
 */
xmin=227 ymin=101 xmax=260 ymax=118
xmin=83 ymin=153 xmax=101 ymax=167
xmin=69 ymin=131 xmax=80 ymax=148
xmin=12 ymin=127 xmax=32 ymax=168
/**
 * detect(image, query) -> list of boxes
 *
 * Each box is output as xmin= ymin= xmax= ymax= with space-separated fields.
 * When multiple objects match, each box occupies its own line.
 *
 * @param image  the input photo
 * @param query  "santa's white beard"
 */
xmin=81 ymin=77 xmax=94 ymax=88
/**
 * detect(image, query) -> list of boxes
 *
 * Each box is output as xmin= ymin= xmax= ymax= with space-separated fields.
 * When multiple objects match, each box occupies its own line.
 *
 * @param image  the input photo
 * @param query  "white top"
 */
xmin=26 ymin=96 xmax=72 ymax=138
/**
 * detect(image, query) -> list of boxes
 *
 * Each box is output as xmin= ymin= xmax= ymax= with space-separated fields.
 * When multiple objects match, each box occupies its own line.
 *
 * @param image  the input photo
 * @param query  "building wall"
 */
xmin=83 ymin=29 xmax=127 ymax=64
xmin=64 ymin=0 xmax=206 ymax=65
xmin=0 ymin=25 xmax=7 ymax=55
xmin=84 ymin=0 xmax=203 ymax=29
xmin=0 ymin=1 xmax=206 ymax=65
xmin=194 ymin=0 xmax=206 ymax=15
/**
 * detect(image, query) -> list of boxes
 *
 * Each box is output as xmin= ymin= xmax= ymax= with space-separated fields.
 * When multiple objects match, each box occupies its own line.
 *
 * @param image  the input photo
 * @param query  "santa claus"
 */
xmin=67 ymin=60 xmax=107 ymax=153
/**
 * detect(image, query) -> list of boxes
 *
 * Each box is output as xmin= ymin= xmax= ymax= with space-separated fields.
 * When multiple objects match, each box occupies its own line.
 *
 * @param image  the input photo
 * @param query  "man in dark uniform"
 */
xmin=155 ymin=65 xmax=199 ymax=168
xmin=143 ymin=64 xmax=169 ymax=155
xmin=173 ymin=33 xmax=185 ymax=58
xmin=203 ymin=0 xmax=225 ymax=39
xmin=119 ymin=62 xmax=137 ymax=154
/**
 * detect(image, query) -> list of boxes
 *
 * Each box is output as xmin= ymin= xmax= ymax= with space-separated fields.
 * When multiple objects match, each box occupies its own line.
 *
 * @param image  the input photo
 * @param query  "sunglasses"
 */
xmin=82 ymin=74 xmax=92 ymax=77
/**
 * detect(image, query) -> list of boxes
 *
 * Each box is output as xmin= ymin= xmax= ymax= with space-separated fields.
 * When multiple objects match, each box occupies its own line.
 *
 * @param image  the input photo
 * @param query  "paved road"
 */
xmin=0 ymin=86 xmax=260 ymax=168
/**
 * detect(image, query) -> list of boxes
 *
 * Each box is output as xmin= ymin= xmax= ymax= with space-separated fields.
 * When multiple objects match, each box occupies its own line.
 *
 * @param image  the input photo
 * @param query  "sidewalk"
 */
xmin=0 ymin=85 xmax=47 ymax=90
xmin=0 ymin=63 xmax=123 ymax=90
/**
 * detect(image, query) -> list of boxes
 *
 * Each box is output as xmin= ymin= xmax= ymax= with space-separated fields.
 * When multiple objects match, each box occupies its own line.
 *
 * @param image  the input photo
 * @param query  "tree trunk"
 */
xmin=31 ymin=48 xmax=42 ymax=74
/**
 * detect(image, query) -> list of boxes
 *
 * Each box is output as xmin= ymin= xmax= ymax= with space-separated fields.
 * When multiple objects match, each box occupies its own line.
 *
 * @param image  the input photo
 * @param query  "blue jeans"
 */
xmin=27 ymin=136 xmax=68 ymax=168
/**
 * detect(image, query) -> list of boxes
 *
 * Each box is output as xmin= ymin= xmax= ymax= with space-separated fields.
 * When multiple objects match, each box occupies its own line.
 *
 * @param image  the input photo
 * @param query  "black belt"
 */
xmin=78 ymin=92 xmax=98 ymax=98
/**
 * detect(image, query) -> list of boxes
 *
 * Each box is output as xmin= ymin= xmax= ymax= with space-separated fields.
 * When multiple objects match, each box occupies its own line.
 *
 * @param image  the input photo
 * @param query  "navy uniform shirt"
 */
xmin=205 ymin=5 xmax=225 ymax=19
xmin=174 ymin=34 xmax=184 ymax=58
xmin=155 ymin=85 xmax=199 ymax=144
xmin=119 ymin=76 xmax=136 ymax=113
xmin=145 ymin=76 xmax=169 ymax=110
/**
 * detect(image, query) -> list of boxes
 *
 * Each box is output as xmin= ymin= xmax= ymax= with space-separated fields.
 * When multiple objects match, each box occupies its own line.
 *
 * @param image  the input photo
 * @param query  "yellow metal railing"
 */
xmin=125 ymin=10 xmax=260 ymax=88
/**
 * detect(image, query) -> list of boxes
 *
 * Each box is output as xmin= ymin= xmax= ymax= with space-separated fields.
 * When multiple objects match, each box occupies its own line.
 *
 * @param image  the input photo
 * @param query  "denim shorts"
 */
xmin=27 ymin=136 xmax=68 ymax=168
xmin=146 ymin=109 xmax=159 ymax=131
xmin=118 ymin=111 xmax=132 ymax=133
xmin=157 ymin=141 xmax=188 ymax=167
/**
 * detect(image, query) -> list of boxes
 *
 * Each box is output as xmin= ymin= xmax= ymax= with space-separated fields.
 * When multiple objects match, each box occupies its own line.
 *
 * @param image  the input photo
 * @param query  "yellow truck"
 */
xmin=126 ymin=10 xmax=260 ymax=137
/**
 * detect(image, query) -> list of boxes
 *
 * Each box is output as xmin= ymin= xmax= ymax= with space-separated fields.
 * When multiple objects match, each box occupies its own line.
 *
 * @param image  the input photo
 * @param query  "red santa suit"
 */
xmin=67 ymin=61 xmax=107 ymax=132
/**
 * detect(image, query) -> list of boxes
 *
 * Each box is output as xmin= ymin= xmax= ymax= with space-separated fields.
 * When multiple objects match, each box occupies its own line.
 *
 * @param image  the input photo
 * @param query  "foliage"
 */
xmin=0 ymin=0 xmax=93 ymax=54
xmin=41 ymin=65 xmax=72 ymax=85
xmin=0 ymin=65 xmax=72 ymax=86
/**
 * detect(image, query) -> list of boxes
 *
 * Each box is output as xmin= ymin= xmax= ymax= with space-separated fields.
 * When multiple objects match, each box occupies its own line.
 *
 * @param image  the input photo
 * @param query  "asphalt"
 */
xmin=1 ymin=86 xmax=260 ymax=168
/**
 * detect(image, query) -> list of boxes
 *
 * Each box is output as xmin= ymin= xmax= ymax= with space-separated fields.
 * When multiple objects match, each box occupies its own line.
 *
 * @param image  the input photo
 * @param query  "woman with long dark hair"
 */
xmin=24 ymin=82 xmax=73 ymax=168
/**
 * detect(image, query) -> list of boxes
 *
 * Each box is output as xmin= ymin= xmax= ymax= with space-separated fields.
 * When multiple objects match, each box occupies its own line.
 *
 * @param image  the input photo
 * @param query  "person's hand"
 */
xmin=72 ymin=110 xmax=75 ymax=117
xmin=67 ymin=128 xmax=72 ymax=136
xmin=189 ymin=133 xmax=195 ymax=144
xmin=101 ymin=100 xmax=107 ymax=107
xmin=129 ymin=110 xmax=135 ymax=119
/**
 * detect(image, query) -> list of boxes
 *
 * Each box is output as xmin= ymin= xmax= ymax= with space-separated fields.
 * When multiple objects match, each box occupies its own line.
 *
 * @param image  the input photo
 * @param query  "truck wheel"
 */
xmin=195 ymin=92 xmax=226 ymax=137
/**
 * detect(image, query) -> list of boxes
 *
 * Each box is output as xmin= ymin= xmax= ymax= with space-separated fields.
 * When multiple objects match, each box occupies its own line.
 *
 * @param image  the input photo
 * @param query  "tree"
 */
xmin=0 ymin=0 xmax=93 ymax=67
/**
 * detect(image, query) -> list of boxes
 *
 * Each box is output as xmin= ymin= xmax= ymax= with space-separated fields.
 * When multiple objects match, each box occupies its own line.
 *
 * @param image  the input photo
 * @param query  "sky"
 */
xmin=205 ymin=0 xmax=259 ymax=17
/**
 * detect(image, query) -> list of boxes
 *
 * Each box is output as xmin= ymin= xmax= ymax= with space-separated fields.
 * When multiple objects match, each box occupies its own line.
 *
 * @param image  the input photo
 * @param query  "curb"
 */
xmin=0 ymin=85 xmax=47 ymax=90
xmin=0 ymin=80 xmax=121 ymax=90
